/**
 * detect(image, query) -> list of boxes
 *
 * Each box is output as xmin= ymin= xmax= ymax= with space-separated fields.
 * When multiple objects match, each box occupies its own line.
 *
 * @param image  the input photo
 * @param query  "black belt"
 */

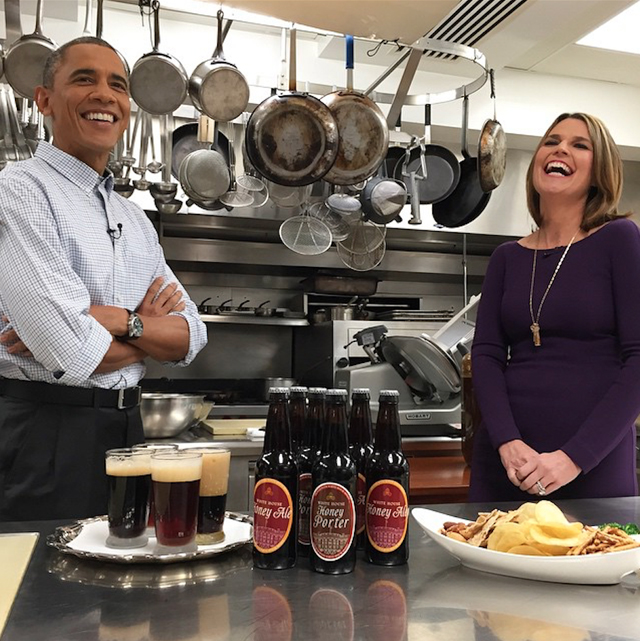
xmin=0 ymin=378 xmax=142 ymax=410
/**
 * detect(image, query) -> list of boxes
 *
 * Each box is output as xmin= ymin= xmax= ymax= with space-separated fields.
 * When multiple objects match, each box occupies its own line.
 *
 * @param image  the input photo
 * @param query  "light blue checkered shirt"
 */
xmin=0 ymin=142 xmax=207 ymax=389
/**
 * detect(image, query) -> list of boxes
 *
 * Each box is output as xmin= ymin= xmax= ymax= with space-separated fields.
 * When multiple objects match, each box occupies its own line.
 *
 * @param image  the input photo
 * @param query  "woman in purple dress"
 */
xmin=469 ymin=113 xmax=640 ymax=502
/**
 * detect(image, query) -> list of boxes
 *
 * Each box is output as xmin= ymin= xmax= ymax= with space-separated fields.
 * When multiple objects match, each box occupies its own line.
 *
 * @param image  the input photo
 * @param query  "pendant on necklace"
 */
xmin=530 ymin=322 xmax=541 ymax=347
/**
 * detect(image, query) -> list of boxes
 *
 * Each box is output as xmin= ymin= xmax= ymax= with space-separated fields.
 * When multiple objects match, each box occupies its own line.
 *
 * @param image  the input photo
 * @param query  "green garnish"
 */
xmin=599 ymin=522 xmax=640 ymax=535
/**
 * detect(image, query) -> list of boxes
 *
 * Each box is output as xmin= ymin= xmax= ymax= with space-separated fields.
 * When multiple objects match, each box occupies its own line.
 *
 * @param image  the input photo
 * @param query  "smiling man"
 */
xmin=0 ymin=37 xmax=207 ymax=521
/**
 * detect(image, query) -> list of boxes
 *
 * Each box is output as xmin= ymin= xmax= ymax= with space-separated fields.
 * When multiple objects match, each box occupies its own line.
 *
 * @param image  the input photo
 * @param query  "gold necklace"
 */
xmin=528 ymin=231 xmax=578 ymax=347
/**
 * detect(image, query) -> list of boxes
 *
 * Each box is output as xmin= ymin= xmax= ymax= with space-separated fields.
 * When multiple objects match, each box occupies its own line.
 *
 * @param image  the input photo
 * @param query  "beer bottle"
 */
xmin=348 ymin=388 xmax=374 ymax=550
xmin=310 ymin=389 xmax=357 ymax=575
xmin=461 ymin=354 xmax=480 ymax=467
xmin=253 ymin=388 xmax=298 ymax=570
xmin=365 ymin=390 xmax=409 ymax=566
xmin=288 ymin=386 xmax=308 ymax=453
xmin=297 ymin=387 xmax=326 ymax=557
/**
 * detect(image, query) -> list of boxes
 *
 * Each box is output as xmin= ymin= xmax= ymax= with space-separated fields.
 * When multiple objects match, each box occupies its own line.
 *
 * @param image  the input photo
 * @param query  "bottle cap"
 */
xmin=268 ymin=387 xmax=290 ymax=398
xmin=289 ymin=386 xmax=308 ymax=398
xmin=326 ymin=388 xmax=348 ymax=402
xmin=379 ymin=389 xmax=400 ymax=400
xmin=351 ymin=388 xmax=370 ymax=399
xmin=308 ymin=387 xmax=327 ymax=399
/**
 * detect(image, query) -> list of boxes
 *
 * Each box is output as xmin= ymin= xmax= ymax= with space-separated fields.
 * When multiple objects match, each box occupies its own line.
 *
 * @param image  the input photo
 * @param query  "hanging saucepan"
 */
xmin=394 ymin=104 xmax=460 ymax=205
xmin=320 ymin=35 xmax=389 ymax=186
xmin=433 ymin=94 xmax=491 ymax=228
xmin=478 ymin=69 xmax=507 ymax=193
xmin=188 ymin=10 xmax=249 ymax=123
xmin=3 ymin=0 xmax=57 ymax=100
xmin=179 ymin=116 xmax=230 ymax=204
xmin=361 ymin=163 xmax=407 ymax=225
xmin=96 ymin=0 xmax=130 ymax=76
xmin=130 ymin=1 xmax=188 ymax=116
xmin=171 ymin=119 xmax=229 ymax=181
xmin=245 ymin=27 xmax=339 ymax=187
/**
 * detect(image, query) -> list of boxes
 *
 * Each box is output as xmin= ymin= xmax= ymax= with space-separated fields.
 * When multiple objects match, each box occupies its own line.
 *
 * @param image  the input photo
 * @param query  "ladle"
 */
xmin=154 ymin=198 xmax=182 ymax=214
xmin=114 ymin=176 xmax=134 ymax=198
xmin=149 ymin=113 xmax=178 ymax=203
xmin=122 ymin=110 xmax=140 ymax=168
xmin=133 ymin=111 xmax=151 ymax=191
xmin=147 ymin=115 xmax=164 ymax=173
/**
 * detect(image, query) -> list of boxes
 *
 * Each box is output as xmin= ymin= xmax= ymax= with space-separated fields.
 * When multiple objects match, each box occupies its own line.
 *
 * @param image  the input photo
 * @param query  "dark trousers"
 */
xmin=0 ymin=395 xmax=144 ymax=521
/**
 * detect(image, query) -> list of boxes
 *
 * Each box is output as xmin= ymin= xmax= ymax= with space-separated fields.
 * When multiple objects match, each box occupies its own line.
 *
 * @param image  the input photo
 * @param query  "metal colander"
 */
xmin=279 ymin=209 xmax=332 ymax=255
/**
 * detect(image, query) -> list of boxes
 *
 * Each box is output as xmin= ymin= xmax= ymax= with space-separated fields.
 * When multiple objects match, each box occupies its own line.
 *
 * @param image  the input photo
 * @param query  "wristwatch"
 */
xmin=116 ymin=309 xmax=143 ymax=341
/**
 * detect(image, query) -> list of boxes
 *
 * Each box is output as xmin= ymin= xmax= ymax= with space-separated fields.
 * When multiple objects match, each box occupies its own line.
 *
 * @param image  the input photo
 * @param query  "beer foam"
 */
xmin=106 ymin=455 xmax=151 ymax=477
xmin=196 ymin=449 xmax=231 ymax=496
xmin=151 ymin=455 xmax=202 ymax=483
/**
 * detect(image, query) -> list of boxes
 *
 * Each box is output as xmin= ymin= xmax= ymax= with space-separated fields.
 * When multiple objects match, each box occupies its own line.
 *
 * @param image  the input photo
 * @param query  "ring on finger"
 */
xmin=535 ymin=480 xmax=546 ymax=496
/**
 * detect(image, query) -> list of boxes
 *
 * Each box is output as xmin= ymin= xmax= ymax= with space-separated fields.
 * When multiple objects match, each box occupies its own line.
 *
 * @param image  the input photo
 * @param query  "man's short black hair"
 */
xmin=42 ymin=37 xmax=127 ymax=89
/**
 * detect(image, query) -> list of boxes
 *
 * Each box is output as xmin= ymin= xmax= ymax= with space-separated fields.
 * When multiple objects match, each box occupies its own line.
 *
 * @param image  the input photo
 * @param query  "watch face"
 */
xmin=129 ymin=313 xmax=144 ymax=338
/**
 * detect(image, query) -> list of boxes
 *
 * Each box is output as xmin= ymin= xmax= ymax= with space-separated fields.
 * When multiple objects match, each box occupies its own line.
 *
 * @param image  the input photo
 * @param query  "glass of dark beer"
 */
xmin=151 ymin=450 xmax=202 ymax=554
xmin=105 ymin=448 xmax=151 ymax=549
xmin=190 ymin=446 xmax=231 ymax=545
xmin=132 ymin=442 xmax=179 ymax=534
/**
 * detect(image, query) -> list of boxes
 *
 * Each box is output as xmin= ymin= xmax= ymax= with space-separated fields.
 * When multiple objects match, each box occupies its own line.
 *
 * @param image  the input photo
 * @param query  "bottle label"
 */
xmin=310 ymin=482 xmax=355 ymax=561
xmin=298 ymin=472 xmax=312 ymax=546
xmin=356 ymin=472 xmax=366 ymax=535
xmin=366 ymin=480 xmax=409 ymax=553
xmin=253 ymin=478 xmax=294 ymax=554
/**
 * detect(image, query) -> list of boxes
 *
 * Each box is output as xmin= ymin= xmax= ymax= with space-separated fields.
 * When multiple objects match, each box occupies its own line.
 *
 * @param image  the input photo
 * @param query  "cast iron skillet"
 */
xmin=393 ymin=105 xmax=460 ymax=205
xmin=433 ymin=94 xmax=491 ymax=228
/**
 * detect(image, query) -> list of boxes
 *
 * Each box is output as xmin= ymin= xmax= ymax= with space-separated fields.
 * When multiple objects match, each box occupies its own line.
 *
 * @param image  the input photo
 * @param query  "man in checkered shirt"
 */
xmin=0 ymin=37 xmax=207 ymax=521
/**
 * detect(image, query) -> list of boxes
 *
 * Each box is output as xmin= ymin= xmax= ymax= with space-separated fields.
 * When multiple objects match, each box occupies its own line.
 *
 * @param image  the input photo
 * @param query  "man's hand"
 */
xmin=514 ymin=450 xmax=581 ymax=497
xmin=498 ymin=439 xmax=540 ymax=488
xmin=137 ymin=277 xmax=185 ymax=317
xmin=0 ymin=316 xmax=32 ymax=357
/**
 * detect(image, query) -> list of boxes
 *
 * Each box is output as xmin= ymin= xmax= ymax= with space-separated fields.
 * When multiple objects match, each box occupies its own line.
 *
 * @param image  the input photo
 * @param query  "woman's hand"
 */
xmin=498 ymin=439 xmax=540 ymax=487
xmin=137 ymin=277 xmax=186 ymax=317
xmin=515 ymin=450 xmax=582 ymax=496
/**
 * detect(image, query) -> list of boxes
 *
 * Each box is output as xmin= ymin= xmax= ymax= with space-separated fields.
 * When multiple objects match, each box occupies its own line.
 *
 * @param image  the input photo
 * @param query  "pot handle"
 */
xmin=409 ymin=171 xmax=422 ymax=225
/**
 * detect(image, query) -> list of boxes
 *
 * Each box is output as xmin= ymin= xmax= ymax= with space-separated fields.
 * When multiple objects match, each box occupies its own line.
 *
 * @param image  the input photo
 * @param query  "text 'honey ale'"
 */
xmin=310 ymin=389 xmax=357 ymax=575
xmin=297 ymin=387 xmax=326 ymax=557
xmin=365 ymin=390 xmax=409 ymax=565
xmin=253 ymin=388 xmax=298 ymax=570
xmin=348 ymin=388 xmax=373 ymax=550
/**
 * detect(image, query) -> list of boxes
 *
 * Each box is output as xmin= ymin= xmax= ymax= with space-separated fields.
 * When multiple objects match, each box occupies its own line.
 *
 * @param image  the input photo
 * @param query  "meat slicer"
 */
xmin=335 ymin=296 xmax=479 ymax=436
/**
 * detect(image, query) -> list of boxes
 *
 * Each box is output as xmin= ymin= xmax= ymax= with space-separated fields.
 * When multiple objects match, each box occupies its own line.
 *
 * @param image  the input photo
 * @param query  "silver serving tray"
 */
xmin=46 ymin=512 xmax=253 ymax=565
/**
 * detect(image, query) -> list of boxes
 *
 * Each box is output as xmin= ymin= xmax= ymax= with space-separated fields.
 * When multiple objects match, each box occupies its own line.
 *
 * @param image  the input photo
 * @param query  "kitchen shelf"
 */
xmin=199 ymin=314 xmax=308 ymax=327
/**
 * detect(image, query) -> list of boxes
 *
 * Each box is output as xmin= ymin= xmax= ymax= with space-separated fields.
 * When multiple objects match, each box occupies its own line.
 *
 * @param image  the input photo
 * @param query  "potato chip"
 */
xmin=534 ymin=500 xmax=569 ymax=525
xmin=488 ymin=523 xmax=527 ymax=552
xmin=514 ymin=502 xmax=537 ymax=523
xmin=507 ymin=544 xmax=548 ymax=556
xmin=529 ymin=522 xmax=589 ymax=548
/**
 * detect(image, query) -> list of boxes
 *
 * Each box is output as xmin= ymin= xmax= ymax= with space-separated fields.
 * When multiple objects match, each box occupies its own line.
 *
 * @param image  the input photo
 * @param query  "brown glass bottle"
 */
xmin=310 ymin=389 xmax=357 ymax=575
xmin=297 ymin=387 xmax=325 ymax=557
xmin=461 ymin=354 xmax=481 ymax=466
xmin=348 ymin=388 xmax=374 ymax=550
xmin=365 ymin=390 xmax=409 ymax=566
xmin=288 ymin=386 xmax=308 ymax=453
xmin=253 ymin=387 xmax=298 ymax=570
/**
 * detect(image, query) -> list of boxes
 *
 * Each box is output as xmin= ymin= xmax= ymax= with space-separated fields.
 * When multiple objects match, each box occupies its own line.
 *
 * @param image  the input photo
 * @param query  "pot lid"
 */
xmin=378 ymin=334 xmax=461 ymax=400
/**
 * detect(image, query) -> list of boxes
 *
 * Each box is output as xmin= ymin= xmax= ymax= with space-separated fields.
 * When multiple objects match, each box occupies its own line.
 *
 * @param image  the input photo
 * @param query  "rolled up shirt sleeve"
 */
xmin=0 ymin=181 xmax=113 ymax=382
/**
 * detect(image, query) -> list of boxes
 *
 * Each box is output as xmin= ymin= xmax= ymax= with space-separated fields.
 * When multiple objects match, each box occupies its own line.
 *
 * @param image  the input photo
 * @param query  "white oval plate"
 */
xmin=412 ymin=507 xmax=640 ymax=585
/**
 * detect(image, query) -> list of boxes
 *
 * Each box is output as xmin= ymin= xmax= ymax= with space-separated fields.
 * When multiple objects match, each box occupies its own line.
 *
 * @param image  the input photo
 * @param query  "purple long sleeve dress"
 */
xmin=469 ymin=218 xmax=640 ymax=501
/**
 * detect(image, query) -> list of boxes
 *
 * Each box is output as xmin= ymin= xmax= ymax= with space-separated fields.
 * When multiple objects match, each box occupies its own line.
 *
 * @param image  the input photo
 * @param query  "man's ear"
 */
xmin=34 ymin=86 xmax=52 ymax=117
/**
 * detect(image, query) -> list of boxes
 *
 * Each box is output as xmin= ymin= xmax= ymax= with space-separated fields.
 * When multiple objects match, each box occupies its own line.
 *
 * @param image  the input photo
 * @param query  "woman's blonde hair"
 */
xmin=525 ymin=113 xmax=626 ymax=231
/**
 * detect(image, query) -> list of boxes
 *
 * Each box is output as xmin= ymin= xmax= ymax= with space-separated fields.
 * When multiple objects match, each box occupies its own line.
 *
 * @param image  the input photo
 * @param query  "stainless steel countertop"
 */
xmin=3 ymin=498 xmax=640 ymax=640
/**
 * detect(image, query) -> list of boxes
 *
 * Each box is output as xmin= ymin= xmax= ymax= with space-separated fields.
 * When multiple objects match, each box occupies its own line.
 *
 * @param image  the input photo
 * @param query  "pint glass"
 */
xmin=132 ymin=442 xmax=179 ymax=532
xmin=105 ymin=448 xmax=151 ymax=549
xmin=190 ymin=446 xmax=231 ymax=545
xmin=151 ymin=451 xmax=202 ymax=554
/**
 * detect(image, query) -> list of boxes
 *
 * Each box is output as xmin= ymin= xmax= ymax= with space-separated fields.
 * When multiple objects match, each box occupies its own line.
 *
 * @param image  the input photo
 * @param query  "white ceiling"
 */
xmin=112 ymin=0 xmax=640 ymax=86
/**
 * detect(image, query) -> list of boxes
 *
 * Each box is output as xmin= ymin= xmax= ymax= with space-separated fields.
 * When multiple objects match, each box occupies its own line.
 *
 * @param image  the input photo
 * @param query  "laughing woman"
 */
xmin=469 ymin=112 xmax=640 ymax=502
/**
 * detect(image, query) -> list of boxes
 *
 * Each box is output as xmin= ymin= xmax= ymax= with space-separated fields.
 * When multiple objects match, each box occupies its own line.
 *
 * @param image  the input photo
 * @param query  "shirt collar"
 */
xmin=35 ymin=141 xmax=114 ymax=194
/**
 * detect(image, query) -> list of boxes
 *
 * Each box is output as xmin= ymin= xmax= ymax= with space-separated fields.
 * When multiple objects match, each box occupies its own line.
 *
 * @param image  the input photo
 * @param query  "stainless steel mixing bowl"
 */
xmin=140 ymin=393 xmax=211 ymax=438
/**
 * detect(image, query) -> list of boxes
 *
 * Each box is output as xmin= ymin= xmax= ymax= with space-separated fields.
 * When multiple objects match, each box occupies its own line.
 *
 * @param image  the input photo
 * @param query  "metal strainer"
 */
xmin=279 ymin=208 xmax=332 ymax=256
xmin=308 ymin=201 xmax=352 ymax=242
xmin=336 ymin=219 xmax=386 ymax=271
